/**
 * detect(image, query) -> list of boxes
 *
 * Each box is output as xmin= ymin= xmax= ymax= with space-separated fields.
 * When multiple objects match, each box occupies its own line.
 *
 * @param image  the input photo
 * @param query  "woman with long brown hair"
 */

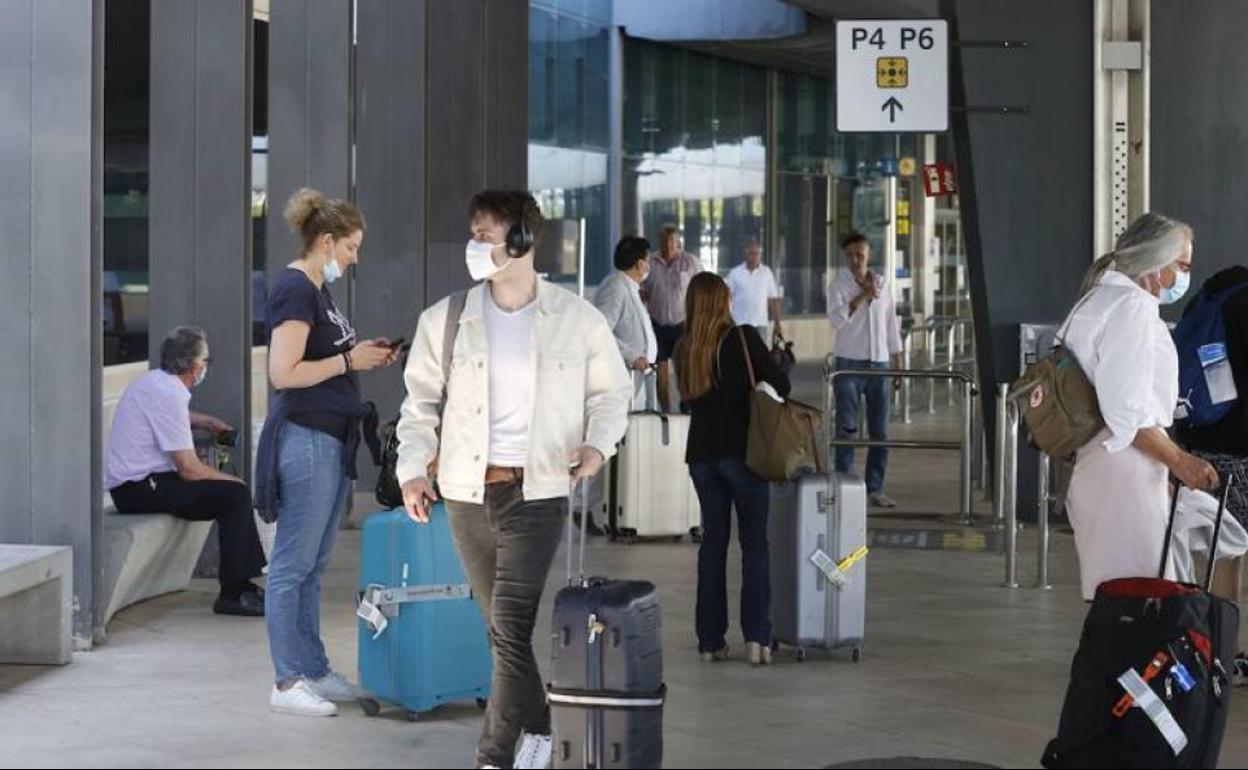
xmin=676 ymin=271 xmax=791 ymax=666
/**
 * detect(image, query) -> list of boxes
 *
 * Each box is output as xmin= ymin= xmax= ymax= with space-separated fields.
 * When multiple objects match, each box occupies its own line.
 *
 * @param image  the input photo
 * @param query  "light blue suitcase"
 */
xmin=356 ymin=505 xmax=491 ymax=720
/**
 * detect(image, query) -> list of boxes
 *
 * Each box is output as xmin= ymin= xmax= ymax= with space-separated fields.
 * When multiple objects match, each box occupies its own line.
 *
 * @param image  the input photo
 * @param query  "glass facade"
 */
xmin=528 ymin=0 xmax=612 ymax=289
xmin=525 ymin=10 xmax=963 ymax=320
xmin=103 ymin=0 xmax=269 ymax=365
xmin=102 ymin=0 xmax=151 ymax=366
xmin=621 ymin=38 xmax=766 ymax=276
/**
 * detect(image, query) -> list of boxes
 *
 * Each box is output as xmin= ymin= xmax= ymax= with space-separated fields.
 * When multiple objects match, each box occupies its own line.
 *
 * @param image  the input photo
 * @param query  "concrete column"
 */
xmin=0 ymin=0 xmax=102 ymax=646
xmin=149 ymin=0 xmax=254 ymax=472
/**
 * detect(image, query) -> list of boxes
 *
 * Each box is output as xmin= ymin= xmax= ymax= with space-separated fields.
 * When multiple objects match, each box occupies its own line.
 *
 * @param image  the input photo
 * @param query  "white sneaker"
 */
xmin=870 ymin=492 xmax=898 ymax=509
xmin=514 ymin=732 xmax=554 ymax=769
xmin=307 ymin=671 xmax=363 ymax=702
xmin=746 ymin=641 xmax=773 ymax=666
xmin=270 ymin=680 xmax=338 ymax=717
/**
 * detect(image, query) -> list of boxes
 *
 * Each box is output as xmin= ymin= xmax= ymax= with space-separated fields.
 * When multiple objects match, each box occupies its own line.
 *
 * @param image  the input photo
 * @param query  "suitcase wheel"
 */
xmin=689 ymin=527 xmax=703 ymax=543
xmin=476 ymin=698 xmax=489 ymax=710
xmin=796 ymin=648 xmax=807 ymax=663
xmin=405 ymin=710 xmax=422 ymax=722
xmin=359 ymin=698 xmax=381 ymax=717
xmin=852 ymin=647 xmax=861 ymax=663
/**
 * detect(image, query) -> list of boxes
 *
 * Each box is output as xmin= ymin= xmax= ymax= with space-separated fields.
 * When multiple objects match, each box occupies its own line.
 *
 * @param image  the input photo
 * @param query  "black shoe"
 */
xmin=214 ymin=589 xmax=265 ymax=617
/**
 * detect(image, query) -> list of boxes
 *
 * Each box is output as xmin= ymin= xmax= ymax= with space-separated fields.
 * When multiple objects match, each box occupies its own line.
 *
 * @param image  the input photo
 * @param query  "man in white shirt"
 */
xmin=828 ymin=233 xmax=904 ymax=508
xmin=726 ymin=238 xmax=784 ymax=341
xmin=396 ymin=190 xmax=631 ymax=770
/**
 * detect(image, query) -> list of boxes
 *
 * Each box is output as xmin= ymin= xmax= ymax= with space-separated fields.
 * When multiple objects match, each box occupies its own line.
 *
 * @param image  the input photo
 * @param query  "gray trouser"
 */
xmin=446 ymin=482 xmax=566 ymax=768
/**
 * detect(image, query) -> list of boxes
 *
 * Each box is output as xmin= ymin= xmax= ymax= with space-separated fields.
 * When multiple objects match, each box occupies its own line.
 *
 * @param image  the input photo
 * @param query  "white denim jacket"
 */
xmin=395 ymin=280 xmax=632 ymax=504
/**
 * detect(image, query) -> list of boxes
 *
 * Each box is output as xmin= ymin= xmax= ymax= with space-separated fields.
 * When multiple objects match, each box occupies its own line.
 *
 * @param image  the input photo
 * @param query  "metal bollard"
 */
xmin=902 ymin=335 xmax=913 ymax=424
xmin=1036 ymin=452 xmax=1053 ymax=589
xmin=997 ymin=384 xmax=1018 ymax=587
xmin=927 ymin=326 xmax=938 ymax=413
xmin=946 ymin=325 xmax=958 ymax=407
xmin=958 ymin=381 xmax=974 ymax=525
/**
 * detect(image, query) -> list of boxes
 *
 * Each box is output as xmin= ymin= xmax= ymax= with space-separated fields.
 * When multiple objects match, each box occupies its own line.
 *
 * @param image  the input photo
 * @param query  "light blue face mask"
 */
xmin=1160 ymin=268 xmax=1190 ymax=305
xmin=193 ymin=364 xmax=207 ymax=388
xmin=323 ymin=245 xmax=343 ymax=284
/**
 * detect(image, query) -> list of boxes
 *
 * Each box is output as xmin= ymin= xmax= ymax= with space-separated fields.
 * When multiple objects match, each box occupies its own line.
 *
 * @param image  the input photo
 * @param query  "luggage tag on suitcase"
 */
xmin=809 ymin=546 xmax=869 ymax=588
xmin=357 ymin=584 xmax=389 ymax=639
xmin=1117 ymin=668 xmax=1189 ymax=755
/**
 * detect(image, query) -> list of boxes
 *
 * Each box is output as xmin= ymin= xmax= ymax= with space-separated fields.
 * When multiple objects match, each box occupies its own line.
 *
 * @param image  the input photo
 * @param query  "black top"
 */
xmin=267 ymin=267 xmax=360 ymax=442
xmin=682 ymin=325 xmax=792 ymax=464
xmin=1176 ymin=266 xmax=1248 ymax=454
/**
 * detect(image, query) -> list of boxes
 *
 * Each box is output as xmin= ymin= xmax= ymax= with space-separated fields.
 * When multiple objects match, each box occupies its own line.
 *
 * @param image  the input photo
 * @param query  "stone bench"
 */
xmin=101 ymin=496 xmax=212 ymax=629
xmin=0 ymin=545 xmax=73 ymax=665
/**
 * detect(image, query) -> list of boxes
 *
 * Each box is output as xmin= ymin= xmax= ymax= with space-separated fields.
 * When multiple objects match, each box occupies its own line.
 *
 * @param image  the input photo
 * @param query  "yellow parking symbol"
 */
xmin=877 ymin=57 xmax=909 ymax=88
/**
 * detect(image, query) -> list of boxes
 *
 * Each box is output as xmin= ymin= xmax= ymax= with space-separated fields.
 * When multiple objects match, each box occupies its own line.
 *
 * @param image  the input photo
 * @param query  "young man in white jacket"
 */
xmin=395 ymin=190 xmax=632 ymax=770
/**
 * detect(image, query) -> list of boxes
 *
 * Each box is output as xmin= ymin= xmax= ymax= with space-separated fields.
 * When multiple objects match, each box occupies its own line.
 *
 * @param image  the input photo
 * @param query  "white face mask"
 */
xmin=323 ymin=243 xmax=343 ymax=284
xmin=466 ymin=239 xmax=509 ymax=282
xmin=193 ymin=363 xmax=207 ymax=388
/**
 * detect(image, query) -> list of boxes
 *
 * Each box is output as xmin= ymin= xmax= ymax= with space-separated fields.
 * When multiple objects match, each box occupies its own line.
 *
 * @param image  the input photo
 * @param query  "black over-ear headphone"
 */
xmin=505 ymin=220 xmax=534 ymax=258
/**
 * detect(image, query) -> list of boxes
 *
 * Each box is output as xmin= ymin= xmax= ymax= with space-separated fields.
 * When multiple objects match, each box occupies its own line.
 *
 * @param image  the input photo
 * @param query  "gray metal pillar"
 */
xmin=266 ymin=0 xmax=352 ymax=283
xmin=0 ymin=0 xmax=102 ymax=647
xmin=149 ymin=0 xmax=254 ymax=474
xmin=607 ymin=26 xmax=625 ymax=260
xmin=353 ymin=0 xmax=429 ymax=486
xmin=353 ymin=0 xmax=528 ymax=482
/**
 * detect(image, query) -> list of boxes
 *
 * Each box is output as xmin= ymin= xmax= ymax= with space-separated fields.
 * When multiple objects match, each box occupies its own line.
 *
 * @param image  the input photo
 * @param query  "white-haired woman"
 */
xmin=1063 ymin=212 xmax=1219 ymax=601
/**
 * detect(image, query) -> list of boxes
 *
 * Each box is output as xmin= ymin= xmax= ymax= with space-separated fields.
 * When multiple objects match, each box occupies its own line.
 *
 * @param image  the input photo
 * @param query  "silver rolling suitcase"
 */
xmin=769 ymin=472 xmax=868 ymax=662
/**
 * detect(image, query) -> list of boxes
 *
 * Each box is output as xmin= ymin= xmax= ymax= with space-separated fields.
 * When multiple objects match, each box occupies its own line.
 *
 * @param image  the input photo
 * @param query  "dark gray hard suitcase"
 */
xmin=769 ymin=471 xmax=868 ymax=662
xmin=548 ymin=483 xmax=666 ymax=768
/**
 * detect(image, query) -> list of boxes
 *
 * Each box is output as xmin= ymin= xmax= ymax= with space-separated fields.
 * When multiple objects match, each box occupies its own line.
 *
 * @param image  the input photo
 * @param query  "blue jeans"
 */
xmin=266 ymin=422 xmax=352 ymax=686
xmin=689 ymin=457 xmax=771 ymax=651
xmin=834 ymin=358 xmax=890 ymax=494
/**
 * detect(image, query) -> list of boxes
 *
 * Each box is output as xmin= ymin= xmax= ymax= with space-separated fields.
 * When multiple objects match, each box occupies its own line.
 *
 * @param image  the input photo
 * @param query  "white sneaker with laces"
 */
xmin=514 ymin=732 xmax=554 ymax=769
xmin=270 ymin=680 xmax=338 ymax=717
xmin=307 ymin=671 xmax=363 ymax=702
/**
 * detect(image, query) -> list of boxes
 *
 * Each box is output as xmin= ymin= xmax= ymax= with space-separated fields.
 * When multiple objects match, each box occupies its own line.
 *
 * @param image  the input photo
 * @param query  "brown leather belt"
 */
xmin=484 ymin=466 xmax=524 ymax=485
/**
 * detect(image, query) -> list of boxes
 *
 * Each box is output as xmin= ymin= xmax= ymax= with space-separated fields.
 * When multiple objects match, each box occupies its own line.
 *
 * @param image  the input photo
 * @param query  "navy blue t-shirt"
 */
xmin=267 ymin=267 xmax=360 ymax=441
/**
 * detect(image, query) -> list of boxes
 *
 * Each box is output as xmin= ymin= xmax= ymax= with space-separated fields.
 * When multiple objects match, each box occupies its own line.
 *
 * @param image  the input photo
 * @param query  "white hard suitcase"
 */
xmin=769 ymin=472 xmax=867 ymax=662
xmin=609 ymin=411 xmax=702 ymax=542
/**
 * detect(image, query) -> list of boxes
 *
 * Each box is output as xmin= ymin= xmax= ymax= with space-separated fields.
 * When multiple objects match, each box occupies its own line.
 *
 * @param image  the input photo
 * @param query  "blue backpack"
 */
xmin=1172 ymin=280 xmax=1248 ymax=428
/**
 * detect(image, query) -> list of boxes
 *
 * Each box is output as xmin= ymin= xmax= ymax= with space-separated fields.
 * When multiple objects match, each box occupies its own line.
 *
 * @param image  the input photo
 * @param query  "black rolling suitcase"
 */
xmin=548 ymin=482 xmax=666 ymax=769
xmin=1042 ymin=476 xmax=1240 ymax=769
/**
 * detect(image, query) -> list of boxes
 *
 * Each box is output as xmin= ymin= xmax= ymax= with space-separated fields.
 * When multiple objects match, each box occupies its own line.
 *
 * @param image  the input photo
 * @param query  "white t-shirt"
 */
xmin=484 ymin=288 xmax=538 ymax=467
xmin=727 ymin=263 xmax=780 ymax=328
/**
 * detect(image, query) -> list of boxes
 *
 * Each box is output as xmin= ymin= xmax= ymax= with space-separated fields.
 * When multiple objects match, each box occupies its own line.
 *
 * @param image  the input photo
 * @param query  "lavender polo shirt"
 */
xmin=105 ymin=370 xmax=194 ymax=490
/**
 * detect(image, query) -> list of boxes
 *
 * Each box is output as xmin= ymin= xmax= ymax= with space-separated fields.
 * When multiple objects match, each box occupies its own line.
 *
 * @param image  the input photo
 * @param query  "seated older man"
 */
xmin=106 ymin=326 xmax=267 ymax=617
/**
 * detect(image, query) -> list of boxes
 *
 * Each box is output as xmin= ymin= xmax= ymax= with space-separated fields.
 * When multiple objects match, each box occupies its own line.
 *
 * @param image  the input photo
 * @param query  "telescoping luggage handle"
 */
xmin=566 ymin=477 xmax=591 ymax=587
xmin=1159 ymin=472 xmax=1235 ymax=589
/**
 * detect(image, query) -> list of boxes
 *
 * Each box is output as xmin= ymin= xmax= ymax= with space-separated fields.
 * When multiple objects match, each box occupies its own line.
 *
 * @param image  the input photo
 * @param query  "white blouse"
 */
xmin=1061 ymin=270 xmax=1178 ymax=453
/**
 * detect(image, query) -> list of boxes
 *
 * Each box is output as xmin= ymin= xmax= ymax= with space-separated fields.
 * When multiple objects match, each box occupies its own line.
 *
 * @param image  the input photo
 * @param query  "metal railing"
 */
xmin=826 ymin=358 xmax=980 ymax=525
xmin=899 ymin=318 xmax=977 ymax=416
xmin=996 ymin=381 xmax=1052 ymax=590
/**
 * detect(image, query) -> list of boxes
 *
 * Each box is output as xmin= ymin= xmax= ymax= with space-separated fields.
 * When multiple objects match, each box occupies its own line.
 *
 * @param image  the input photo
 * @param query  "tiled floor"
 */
xmin=4 ymin=371 xmax=1247 ymax=768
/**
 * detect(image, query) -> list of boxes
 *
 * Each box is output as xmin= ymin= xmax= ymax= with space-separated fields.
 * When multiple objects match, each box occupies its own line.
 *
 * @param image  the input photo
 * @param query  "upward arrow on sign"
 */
xmin=882 ymin=97 xmax=904 ymax=123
